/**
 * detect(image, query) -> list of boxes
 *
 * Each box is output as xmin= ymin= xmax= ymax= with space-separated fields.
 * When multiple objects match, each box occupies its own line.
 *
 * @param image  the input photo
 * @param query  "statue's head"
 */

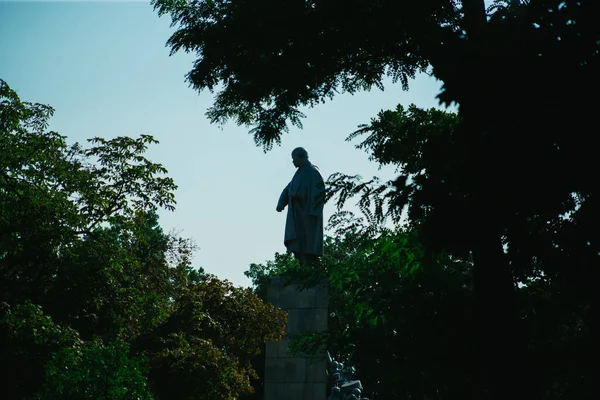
xmin=291 ymin=147 xmax=309 ymax=168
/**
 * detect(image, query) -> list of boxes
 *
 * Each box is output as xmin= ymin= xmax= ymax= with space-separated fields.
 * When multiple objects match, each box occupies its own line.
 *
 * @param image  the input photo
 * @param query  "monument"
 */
xmin=265 ymin=148 xmax=370 ymax=399
xmin=263 ymin=148 xmax=328 ymax=400
xmin=276 ymin=147 xmax=325 ymax=267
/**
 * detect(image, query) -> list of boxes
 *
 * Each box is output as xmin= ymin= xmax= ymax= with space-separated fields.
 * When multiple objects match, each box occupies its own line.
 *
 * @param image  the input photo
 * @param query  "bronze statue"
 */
xmin=276 ymin=147 xmax=325 ymax=267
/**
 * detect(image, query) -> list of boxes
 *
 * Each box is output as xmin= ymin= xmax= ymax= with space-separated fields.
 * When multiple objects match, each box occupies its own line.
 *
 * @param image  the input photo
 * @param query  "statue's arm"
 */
xmin=276 ymin=185 xmax=289 ymax=212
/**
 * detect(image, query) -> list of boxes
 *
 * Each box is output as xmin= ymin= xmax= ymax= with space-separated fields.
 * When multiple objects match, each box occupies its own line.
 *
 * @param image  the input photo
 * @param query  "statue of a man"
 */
xmin=276 ymin=147 xmax=325 ymax=267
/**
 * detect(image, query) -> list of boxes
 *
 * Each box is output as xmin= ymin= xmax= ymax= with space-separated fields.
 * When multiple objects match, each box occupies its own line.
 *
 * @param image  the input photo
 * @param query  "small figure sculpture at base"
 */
xmin=326 ymin=352 xmax=369 ymax=400
xmin=327 ymin=386 xmax=342 ymax=400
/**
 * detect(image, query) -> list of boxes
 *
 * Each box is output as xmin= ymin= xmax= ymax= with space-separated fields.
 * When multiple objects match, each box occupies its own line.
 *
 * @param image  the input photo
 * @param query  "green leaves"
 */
xmin=33 ymin=341 xmax=153 ymax=400
xmin=152 ymin=0 xmax=446 ymax=149
xmin=1 ymin=81 xmax=286 ymax=400
xmin=0 ymin=301 xmax=83 ymax=399
xmin=0 ymin=81 xmax=177 ymax=270
xmin=140 ymin=277 xmax=286 ymax=400
xmin=151 ymin=1 xmax=600 ymax=397
xmin=84 ymin=135 xmax=177 ymax=218
xmin=246 ymin=227 xmax=474 ymax=399
xmin=0 ymin=301 xmax=82 ymax=349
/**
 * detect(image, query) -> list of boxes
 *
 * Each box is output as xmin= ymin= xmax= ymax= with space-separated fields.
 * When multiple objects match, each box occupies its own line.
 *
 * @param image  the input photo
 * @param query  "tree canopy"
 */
xmin=0 ymin=80 xmax=286 ymax=400
xmin=325 ymin=102 xmax=598 ymax=398
xmin=247 ymin=210 xmax=593 ymax=399
xmin=155 ymin=2 xmax=599 ymax=398
xmin=153 ymin=0 xmax=598 ymax=147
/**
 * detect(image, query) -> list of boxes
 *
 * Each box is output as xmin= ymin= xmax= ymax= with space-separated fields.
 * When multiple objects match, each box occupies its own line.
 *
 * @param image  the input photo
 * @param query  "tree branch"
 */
xmin=461 ymin=0 xmax=487 ymax=38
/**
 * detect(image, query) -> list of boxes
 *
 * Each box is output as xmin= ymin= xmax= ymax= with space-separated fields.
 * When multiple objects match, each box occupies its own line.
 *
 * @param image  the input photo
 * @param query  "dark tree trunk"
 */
xmin=427 ymin=1 xmax=537 ymax=397
xmin=461 ymin=77 xmax=532 ymax=398
xmin=472 ymin=227 xmax=512 ymax=399
xmin=471 ymin=217 xmax=533 ymax=400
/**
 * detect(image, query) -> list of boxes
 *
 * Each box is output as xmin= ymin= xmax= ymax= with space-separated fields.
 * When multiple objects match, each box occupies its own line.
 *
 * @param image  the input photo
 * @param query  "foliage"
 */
xmin=151 ymin=0 xmax=447 ymax=149
xmin=327 ymin=105 xmax=460 ymax=229
xmin=0 ymin=80 xmax=286 ymax=400
xmin=155 ymin=1 xmax=598 ymax=398
xmin=0 ymin=301 xmax=84 ymax=399
xmin=245 ymin=251 xmax=299 ymax=296
xmin=153 ymin=1 xmax=599 ymax=150
xmin=0 ymin=79 xmax=177 ymax=308
xmin=248 ymin=212 xmax=593 ymax=399
xmin=0 ymin=78 xmax=175 ymax=399
xmin=32 ymin=341 xmax=153 ymax=400
xmin=139 ymin=277 xmax=287 ymax=400
xmin=243 ymin=251 xmax=325 ymax=298
xmin=0 ymin=301 xmax=82 ymax=350
xmin=325 ymin=99 xmax=597 ymax=397
xmin=247 ymin=223 xmax=475 ymax=399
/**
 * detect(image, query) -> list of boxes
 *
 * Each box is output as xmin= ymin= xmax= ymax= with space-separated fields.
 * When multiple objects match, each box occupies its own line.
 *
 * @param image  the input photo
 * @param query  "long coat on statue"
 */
xmin=277 ymin=160 xmax=325 ymax=257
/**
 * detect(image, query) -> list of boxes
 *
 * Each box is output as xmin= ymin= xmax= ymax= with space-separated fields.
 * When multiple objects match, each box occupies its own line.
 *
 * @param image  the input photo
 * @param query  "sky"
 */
xmin=0 ymin=0 xmax=449 ymax=287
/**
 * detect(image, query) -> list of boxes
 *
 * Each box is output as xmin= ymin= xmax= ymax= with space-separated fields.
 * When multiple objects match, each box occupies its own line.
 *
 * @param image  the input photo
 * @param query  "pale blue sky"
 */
xmin=1 ymin=1 xmax=448 ymax=286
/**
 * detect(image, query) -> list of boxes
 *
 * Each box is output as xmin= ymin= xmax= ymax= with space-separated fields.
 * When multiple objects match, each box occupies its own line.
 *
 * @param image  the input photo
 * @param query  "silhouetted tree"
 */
xmin=248 ymin=210 xmax=592 ymax=399
xmin=154 ymin=2 xmax=599 ymax=397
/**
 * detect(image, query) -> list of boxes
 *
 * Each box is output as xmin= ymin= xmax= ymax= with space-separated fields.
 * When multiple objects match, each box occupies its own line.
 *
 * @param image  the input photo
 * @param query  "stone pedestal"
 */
xmin=264 ymin=277 xmax=328 ymax=400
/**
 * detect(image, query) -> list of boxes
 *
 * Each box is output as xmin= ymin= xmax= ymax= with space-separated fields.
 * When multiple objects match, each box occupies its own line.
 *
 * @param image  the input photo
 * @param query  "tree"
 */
xmin=0 ymin=79 xmax=177 ymax=308
xmin=32 ymin=341 xmax=154 ymax=400
xmin=247 ymin=218 xmax=475 ymax=399
xmin=0 ymin=78 xmax=176 ymax=399
xmin=1 ymin=80 xmax=287 ymax=400
xmin=328 ymin=103 xmax=596 ymax=398
xmin=151 ymin=0 xmax=599 ymax=149
xmin=152 ymin=2 xmax=599 ymax=396
xmin=0 ymin=301 xmax=83 ymax=400
xmin=135 ymin=277 xmax=286 ymax=400
xmin=248 ymin=210 xmax=593 ymax=399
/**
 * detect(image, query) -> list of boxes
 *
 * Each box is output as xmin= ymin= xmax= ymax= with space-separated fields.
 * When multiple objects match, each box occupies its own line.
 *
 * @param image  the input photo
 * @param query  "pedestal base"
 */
xmin=264 ymin=278 xmax=328 ymax=400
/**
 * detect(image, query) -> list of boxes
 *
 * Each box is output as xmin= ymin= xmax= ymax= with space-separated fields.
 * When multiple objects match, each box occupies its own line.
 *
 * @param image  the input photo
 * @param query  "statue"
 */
xmin=276 ymin=147 xmax=325 ymax=267
xmin=326 ymin=352 xmax=369 ymax=400
xmin=327 ymin=386 xmax=342 ymax=400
